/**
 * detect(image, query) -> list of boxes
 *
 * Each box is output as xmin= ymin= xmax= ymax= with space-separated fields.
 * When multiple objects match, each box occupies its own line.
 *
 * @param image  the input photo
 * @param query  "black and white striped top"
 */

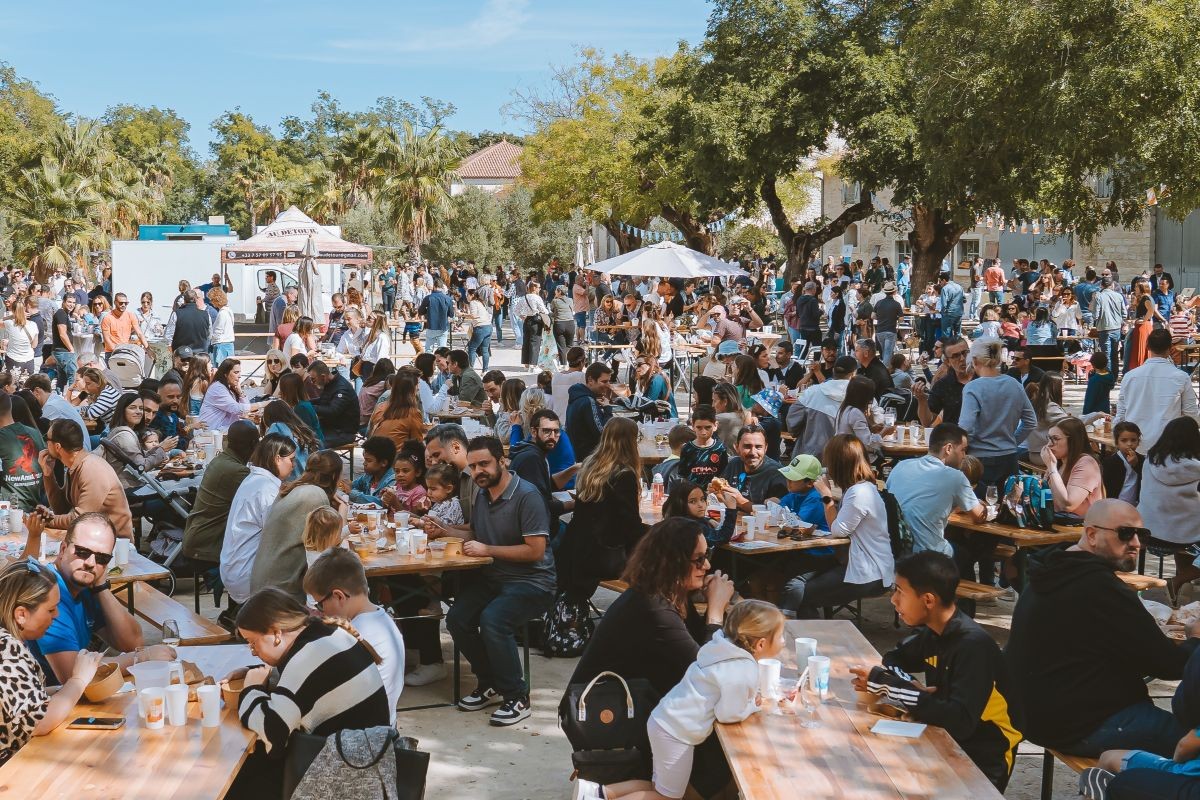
xmin=238 ymin=620 xmax=391 ymax=753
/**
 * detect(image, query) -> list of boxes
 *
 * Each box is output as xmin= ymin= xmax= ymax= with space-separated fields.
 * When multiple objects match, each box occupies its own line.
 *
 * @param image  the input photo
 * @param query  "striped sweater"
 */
xmin=238 ymin=621 xmax=391 ymax=753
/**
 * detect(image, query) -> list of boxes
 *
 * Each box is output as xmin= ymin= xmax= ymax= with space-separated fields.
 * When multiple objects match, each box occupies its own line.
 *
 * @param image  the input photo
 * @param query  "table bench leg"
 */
xmin=1040 ymin=750 xmax=1054 ymax=800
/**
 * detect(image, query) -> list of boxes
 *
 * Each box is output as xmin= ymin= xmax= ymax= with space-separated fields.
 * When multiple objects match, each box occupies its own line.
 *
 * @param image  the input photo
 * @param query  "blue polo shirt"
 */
xmin=885 ymin=455 xmax=980 ymax=556
xmin=424 ymin=291 xmax=455 ymax=331
xmin=36 ymin=564 xmax=106 ymax=665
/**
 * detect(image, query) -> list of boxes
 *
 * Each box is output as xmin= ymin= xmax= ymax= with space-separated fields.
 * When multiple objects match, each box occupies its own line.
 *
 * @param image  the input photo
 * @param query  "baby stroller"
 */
xmin=107 ymin=343 xmax=147 ymax=388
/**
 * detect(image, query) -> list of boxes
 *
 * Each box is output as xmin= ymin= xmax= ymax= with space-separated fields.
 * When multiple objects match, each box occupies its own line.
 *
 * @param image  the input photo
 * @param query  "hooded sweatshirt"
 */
xmin=1004 ymin=545 xmax=1198 ymax=749
xmin=1138 ymin=455 xmax=1200 ymax=545
xmin=651 ymin=629 xmax=760 ymax=746
xmin=565 ymin=382 xmax=612 ymax=462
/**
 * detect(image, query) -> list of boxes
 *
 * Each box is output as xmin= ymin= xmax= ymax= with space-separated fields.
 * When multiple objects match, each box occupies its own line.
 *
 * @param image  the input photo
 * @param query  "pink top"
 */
xmin=1056 ymin=454 xmax=1103 ymax=516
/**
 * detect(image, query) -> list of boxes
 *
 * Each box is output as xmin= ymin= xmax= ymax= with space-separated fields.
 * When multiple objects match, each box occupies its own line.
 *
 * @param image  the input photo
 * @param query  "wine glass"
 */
xmin=162 ymin=619 xmax=181 ymax=648
xmin=798 ymin=673 xmax=821 ymax=729
xmin=986 ymin=485 xmax=999 ymax=509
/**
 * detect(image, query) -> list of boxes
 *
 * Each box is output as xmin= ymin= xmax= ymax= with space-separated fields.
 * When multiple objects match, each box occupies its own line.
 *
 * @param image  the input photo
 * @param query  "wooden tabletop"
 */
xmin=880 ymin=437 xmax=927 ymax=457
xmin=1 ymin=533 xmax=169 ymax=586
xmin=638 ymin=438 xmax=672 ymax=465
xmin=360 ymin=546 xmax=493 ymax=578
xmin=947 ymin=513 xmax=1082 ymax=547
xmin=0 ymin=644 xmax=256 ymax=800
xmin=716 ymin=620 xmax=1003 ymax=800
xmin=721 ymin=536 xmax=852 ymax=556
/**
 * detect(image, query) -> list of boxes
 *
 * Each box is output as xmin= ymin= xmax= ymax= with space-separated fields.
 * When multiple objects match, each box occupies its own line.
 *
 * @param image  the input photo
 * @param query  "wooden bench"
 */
xmin=955 ymin=579 xmax=1006 ymax=618
xmin=599 ymin=579 xmax=629 ymax=594
xmin=331 ymin=439 xmax=362 ymax=481
xmin=130 ymin=583 xmax=232 ymax=645
xmin=1040 ymin=748 xmax=1099 ymax=800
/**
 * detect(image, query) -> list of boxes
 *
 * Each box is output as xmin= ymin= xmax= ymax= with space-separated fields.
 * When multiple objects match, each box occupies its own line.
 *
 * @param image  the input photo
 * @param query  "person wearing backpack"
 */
xmin=780 ymin=434 xmax=894 ymax=618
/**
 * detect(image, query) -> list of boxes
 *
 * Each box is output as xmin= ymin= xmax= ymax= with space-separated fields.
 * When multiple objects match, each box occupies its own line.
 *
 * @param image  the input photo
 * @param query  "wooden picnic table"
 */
xmin=715 ymin=619 xmax=1004 ymax=800
xmin=359 ymin=547 xmax=493 ymax=579
xmin=0 ymin=644 xmax=256 ymax=800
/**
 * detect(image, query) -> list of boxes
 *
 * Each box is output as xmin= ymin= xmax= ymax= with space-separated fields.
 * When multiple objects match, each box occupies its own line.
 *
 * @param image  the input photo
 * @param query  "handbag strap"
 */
xmin=334 ymin=728 xmax=399 ymax=770
xmin=577 ymin=671 xmax=635 ymax=722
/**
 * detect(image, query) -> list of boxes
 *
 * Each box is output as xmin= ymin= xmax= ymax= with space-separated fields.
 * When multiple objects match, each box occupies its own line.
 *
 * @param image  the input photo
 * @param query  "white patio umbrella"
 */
xmin=590 ymin=240 xmax=747 ymax=279
xmin=297 ymin=235 xmax=325 ymax=322
xmin=575 ymin=234 xmax=585 ymax=268
xmin=586 ymin=234 xmax=596 ymax=265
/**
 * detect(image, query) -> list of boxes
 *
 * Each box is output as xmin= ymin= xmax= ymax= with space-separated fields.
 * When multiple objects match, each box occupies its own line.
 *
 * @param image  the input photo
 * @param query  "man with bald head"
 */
xmin=1006 ymin=499 xmax=1200 ymax=758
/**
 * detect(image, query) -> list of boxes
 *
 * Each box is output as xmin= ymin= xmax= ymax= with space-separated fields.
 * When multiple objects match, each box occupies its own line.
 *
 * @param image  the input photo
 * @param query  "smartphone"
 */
xmin=68 ymin=716 xmax=125 ymax=730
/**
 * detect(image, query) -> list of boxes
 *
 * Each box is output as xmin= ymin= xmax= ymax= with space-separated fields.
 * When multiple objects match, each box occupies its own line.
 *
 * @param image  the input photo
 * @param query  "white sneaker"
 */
xmin=404 ymin=663 xmax=449 ymax=687
xmin=572 ymin=778 xmax=603 ymax=800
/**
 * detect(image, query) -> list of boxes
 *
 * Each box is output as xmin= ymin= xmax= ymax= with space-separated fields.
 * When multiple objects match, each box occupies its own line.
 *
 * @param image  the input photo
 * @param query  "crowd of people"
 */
xmin=1 ymin=253 xmax=1200 ymax=800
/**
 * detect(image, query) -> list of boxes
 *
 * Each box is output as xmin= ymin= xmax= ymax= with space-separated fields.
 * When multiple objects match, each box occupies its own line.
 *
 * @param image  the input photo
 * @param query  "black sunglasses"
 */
xmin=313 ymin=591 xmax=335 ymax=612
xmin=691 ymin=549 xmax=713 ymax=569
xmin=1094 ymin=524 xmax=1150 ymax=543
xmin=72 ymin=543 xmax=114 ymax=566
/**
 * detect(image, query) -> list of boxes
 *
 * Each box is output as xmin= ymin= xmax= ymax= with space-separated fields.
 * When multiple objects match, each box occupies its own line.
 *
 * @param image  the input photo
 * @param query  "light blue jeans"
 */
xmin=210 ymin=342 xmax=234 ymax=365
xmin=876 ymin=332 xmax=897 ymax=368
xmin=425 ymin=328 xmax=449 ymax=351
xmin=53 ymin=348 xmax=77 ymax=392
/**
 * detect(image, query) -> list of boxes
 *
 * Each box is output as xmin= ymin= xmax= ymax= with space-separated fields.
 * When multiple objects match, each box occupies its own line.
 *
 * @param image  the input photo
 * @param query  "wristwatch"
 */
xmin=91 ymin=580 xmax=112 ymax=594
xmin=821 ymin=495 xmax=835 ymax=505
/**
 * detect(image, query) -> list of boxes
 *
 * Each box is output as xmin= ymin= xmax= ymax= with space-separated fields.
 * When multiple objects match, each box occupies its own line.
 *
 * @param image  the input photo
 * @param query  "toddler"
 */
xmin=302 ymin=506 xmax=346 ymax=568
xmin=414 ymin=463 xmax=464 ymax=531
xmin=382 ymin=444 xmax=428 ymax=513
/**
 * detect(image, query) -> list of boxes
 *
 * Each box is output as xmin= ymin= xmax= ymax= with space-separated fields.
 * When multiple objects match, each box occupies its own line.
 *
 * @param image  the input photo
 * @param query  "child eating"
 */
xmin=676 ymin=405 xmax=728 ymax=491
xmin=413 ymin=462 xmax=464 ymax=532
xmin=381 ymin=441 xmax=428 ymax=513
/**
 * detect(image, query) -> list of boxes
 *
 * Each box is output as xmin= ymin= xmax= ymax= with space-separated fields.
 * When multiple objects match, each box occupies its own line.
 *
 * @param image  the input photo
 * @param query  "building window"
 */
xmin=843 ymin=223 xmax=859 ymax=248
xmin=1093 ymin=171 xmax=1113 ymax=199
xmin=895 ymin=240 xmax=912 ymax=264
xmin=841 ymin=181 xmax=862 ymax=206
xmin=959 ymin=239 xmax=981 ymax=263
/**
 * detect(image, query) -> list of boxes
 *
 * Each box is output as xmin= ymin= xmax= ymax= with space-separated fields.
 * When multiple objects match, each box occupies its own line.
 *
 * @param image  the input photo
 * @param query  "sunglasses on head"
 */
xmin=1094 ymin=524 xmax=1150 ymax=543
xmin=0 ymin=556 xmax=43 ymax=579
xmin=72 ymin=543 xmax=113 ymax=566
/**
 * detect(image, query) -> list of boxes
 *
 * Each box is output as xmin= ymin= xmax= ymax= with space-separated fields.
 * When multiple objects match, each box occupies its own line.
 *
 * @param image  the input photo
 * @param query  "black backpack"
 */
xmin=880 ymin=488 xmax=915 ymax=559
xmin=559 ymin=671 xmax=660 ymax=783
xmin=879 ymin=389 xmax=918 ymax=423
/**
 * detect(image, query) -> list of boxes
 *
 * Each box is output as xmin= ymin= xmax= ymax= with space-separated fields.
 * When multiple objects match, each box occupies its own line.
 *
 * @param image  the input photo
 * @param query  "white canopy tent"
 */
xmin=220 ymin=206 xmax=373 ymax=266
xmin=589 ymin=240 xmax=746 ymax=279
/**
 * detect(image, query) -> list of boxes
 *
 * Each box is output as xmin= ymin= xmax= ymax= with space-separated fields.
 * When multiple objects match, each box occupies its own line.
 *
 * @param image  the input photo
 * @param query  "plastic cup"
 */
xmin=165 ymin=684 xmax=188 ymax=726
xmin=7 ymin=508 xmax=22 ymax=533
xmin=429 ymin=541 xmax=447 ymax=560
xmin=140 ymin=688 xmax=165 ymax=729
xmin=743 ymin=515 xmax=757 ymax=541
xmin=396 ymin=511 xmax=411 ymax=529
xmin=197 ymin=684 xmax=221 ymax=728
xmin=757 ymin=658 xmax=782 ymax=698
xmin=808 ymin=655 xmax=832 ymax=700
xmin=795 ymin=637 xmax=818 ymax=665
xmin=752 ymin=504 xmax=768 ymax=517
xmin=411 ymin=531 xmax=428 ymax=555
xmin=395 ymin=530 xmax=411 ymax=556
xmin=113 ymin=538 xmax=130 ymax=567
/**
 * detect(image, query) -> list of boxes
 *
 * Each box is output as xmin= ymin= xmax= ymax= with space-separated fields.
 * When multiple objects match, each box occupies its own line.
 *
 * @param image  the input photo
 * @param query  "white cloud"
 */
xmin=330 ymin=0 xmax=532 ymax=54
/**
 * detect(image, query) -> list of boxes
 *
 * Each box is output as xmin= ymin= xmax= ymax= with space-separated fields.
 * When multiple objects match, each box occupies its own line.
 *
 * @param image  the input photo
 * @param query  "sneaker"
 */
xmin=458 ymin=686 xmax=501 ymax=711
xmin=489 ymin=696 xmax=531 ymax=726
xmin=405 ymin=663 xmax=448 ymax=687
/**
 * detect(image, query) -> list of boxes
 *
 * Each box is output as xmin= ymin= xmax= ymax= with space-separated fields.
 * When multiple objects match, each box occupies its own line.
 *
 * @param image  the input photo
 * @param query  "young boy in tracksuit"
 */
xmin=851 ymin=551 xmax=1023 ymax=791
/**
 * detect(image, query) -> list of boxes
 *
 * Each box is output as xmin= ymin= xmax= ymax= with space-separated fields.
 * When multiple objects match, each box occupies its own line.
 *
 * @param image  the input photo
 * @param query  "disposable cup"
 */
xmin=808 ymin=655 xmax=832 ymax=700
xmin=743 ymin=515 xmax=758 ymax=541
xmin=197 ymin=684 xmax=221 ymax=727
xmin=752 ymin=504 xmax=768 ymax=517
xmin=165 ymin=684 xmax=188 ymax=726
xmin=113 ymin=538 xmax=130 ymax=567
xmin=140 ymin=687 xmax=165 ymax=729
xmin=396 ymin=511 xmax=411 ymax=529
xmin=795 ymin=637 xmax=818 ymax=665
xmin=757 ymin=658 xmax=782 ymax=698
xmin=411 ymin=531 xmax=428 ymax=555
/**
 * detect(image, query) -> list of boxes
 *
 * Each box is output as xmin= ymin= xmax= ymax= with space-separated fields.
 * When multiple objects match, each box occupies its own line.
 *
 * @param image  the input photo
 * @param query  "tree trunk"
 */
xmin=908 ymin=203 xmax=967 ymax=293
xmin=602 ymin=220 xmax=639 ymax=255
xmin=658 ymin=204 xmax=718 ymax=255
xmin=761 ymin=177 xmax=875 ymax=282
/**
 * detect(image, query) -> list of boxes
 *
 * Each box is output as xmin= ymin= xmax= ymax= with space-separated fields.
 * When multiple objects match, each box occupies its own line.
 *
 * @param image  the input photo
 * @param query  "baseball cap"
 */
xmin=834 ymin=355 xmax=859 ymax=377
xmin=780 ymin=454 xmax=822 ymax=481
xmin=717 ymin=340 xmax=741 ymax=357
xmin=175 ymin=346 xmax=194 ymax=360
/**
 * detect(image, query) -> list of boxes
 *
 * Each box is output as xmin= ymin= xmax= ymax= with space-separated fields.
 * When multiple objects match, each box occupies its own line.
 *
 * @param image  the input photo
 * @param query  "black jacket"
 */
xmin=171 ymin=305 xmax=211 ymax=353
xmin=861 ymin=357 xmax=895 ymax=398
xmin=508 ymin=439 xmax=565 ymax=535
xmin=555 ymin=469 xmax=644 ymax=599
xmin=565 ymin=382 xmax=611 ymax=462
xmin=1101 ymin=451 xmax=1144 ymax=503
xmin=883 ymin=610 xmax=1022 ymax=791
xmin=1005 ymin=545 xmax=1198 ymax=750
xmin=311 ymin=374 xmax=358 ymax=439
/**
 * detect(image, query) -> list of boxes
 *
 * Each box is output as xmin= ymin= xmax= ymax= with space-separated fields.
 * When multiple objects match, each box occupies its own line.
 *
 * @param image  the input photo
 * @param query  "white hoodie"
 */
xmin=650 ymin=630 xmax=760 ymax=746
xmin=799 ymin=377 xmax=849 ymax=419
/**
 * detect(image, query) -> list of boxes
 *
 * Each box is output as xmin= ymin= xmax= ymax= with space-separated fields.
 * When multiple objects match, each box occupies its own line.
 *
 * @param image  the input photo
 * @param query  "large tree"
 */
xmin=517 ymin=49 xmax=727 ymax=255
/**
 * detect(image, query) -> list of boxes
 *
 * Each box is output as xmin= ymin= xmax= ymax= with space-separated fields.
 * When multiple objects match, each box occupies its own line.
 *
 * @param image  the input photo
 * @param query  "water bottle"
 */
xmin=651 ymin=473 xmax=665 ymax=506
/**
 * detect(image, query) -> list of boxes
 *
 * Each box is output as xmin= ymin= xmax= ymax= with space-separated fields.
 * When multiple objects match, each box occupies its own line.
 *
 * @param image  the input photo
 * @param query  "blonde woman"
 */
xmin=208 ymin=287 xmax=236 ymax=365
xmin=275 ymin=305 xmax=301 ymax=351
xmin=358 ymin=312 xmax=390 ymax=376
xmin=557 ymin=416 xmax=645 ymax=598
xmin=493 ymin=377 xmax=526 ymax=443
xmin=3 ymin=298 xmax=39 ymax=373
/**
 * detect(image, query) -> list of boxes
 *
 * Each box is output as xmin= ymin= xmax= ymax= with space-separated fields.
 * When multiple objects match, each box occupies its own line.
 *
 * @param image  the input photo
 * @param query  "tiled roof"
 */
xmin=457 ymin=140 xmax=523 ymax=180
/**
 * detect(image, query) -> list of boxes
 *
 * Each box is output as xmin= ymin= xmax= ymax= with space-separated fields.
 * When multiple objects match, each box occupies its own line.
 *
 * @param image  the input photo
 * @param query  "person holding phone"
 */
xmin=0 ymin=556 xmax=103 ymax=765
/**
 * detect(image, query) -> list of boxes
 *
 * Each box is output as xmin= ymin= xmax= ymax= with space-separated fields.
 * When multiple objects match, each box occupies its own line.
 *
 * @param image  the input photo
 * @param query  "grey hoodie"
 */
xmin=1138 ymin=455 xmax=1200 ymax=544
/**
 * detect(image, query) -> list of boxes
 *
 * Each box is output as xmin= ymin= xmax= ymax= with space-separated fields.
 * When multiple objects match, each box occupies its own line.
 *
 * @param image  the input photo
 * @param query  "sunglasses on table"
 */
xmin=1093 ymin=525 xmax=1150 ymax=543
xmin=72 ymin=544 xmax=114 ymax=566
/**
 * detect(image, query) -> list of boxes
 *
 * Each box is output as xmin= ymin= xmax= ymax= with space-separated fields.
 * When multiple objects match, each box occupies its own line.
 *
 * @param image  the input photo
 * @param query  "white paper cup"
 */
xmin=165 ymin=684 xmax=188 ymax=726
xmin=757 ymin=658 xmax=782 ymax=698
xmin=197 ymin=684 xmax=221 ymax=728
xmin=752 ymin=504 xmax=768 ymax=517
xmin=808 ymin=655 xmax=831 ymax=699
xmin=795 ymin=637 xmax=818 ymax=665
xmin=743 ymin=515 xmax=758 ymax=541
xmin=411 ymin=531 xmax=428 ymax=555
xmin=113 ymin=538 xmax=130 ymax=567
xmin=395 ymin=531 xmax=411 ymax=556
xmin=396 ymin=511 xmax=411 ymax=529
xmin=140 ymin=687 xmax=165 ymax=729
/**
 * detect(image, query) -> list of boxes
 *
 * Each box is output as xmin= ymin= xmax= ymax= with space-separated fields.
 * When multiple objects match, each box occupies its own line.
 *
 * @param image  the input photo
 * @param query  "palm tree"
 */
xmin=330 ymin=126 xmax=387 ymax=212
xmin=376 ymin=121 xmax=461 ymax=261
xmin=299 ymin=165 xmax=344 ymax=223
xmin=9 ymin=159 xmax=105 ymax=282
xmin=252 ymin=171 xmax=294 ymax=222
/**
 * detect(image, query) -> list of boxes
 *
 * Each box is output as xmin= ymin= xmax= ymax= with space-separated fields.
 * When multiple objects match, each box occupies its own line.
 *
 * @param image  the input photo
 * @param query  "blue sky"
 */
xmin=0 ymin=0 xmax=710 ymax=155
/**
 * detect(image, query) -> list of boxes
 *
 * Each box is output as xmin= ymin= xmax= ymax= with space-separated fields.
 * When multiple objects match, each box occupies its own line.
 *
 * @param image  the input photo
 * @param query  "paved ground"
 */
xmin=144 ymin=335 xmax=1181 ymax=799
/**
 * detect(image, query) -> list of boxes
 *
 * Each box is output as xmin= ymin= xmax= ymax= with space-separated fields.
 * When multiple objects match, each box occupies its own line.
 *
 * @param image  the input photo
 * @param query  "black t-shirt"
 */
xmin=874 ymin=297 xmax=903 ymax=334
xmin=928 ymin=373 xmax=966 ymax=424
xmin=51 ymin=308 xmax=72 ymax=350
xmin=1017 ymin=272 xmax=1039 ymax=294
xmin=665 ymin=293 xmax=685 ymax=318
xmin=723 ymin=456 xmax=788 ymax=504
